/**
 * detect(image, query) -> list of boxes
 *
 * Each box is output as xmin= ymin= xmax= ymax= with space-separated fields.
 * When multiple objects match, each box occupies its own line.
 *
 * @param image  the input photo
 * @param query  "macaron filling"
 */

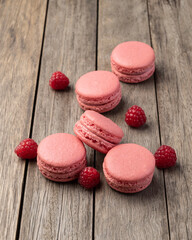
xmin=37 ymin=155 xmax=86 ymax=174
xmin=76 ymin=86 xmax=121 ymax=105
xmin=74 ymin=121 xmax=116 ymax=153
xmin=80 ymin=114 xmax=122 ymax=144
xmin=111 ymin=60 xmax=155 ymax=75
xmin=39 ymin=169 xmax=80 ymax=182
xmin=112 ymin=64 xmax=155 ymax=83
xmin=38 ymin=156 xmax=87 ymax=182
xmin=77 ymin=92 xmax=121 ymax=113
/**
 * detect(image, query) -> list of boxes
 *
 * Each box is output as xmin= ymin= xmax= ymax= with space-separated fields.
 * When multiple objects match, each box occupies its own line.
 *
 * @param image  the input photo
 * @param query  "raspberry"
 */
xmin=78 ymin=167 xmax=100 ymax=189
xmin=154 ymin=145 xmax=177 ymax=168
xmin=49 ymin=71 xmax=69 ymax=90
xmin=125 ymin=105 xmax=146 ymax=127
xmin=15 ymin=138 xmax=38 ymax=159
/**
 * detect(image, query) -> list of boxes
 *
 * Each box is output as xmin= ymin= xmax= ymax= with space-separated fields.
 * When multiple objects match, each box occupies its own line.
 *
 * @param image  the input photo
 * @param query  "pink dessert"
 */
xmin=103 ymin=144 xmax=155 ymax=193
xmin=74 ymin=110 xmax=124 ymax=154
xmin=111 ymin=41 xmax=155 ymax=83
xmin=37 ymin=133 xmax=87 ymax=182
xmin=75 ymin=71 xmax=121 ymax=113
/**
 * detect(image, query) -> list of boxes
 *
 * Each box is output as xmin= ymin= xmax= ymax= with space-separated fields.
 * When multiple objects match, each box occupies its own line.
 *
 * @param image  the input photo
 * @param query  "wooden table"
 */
xmin=1 ymin=0 xmax=192 ymax=239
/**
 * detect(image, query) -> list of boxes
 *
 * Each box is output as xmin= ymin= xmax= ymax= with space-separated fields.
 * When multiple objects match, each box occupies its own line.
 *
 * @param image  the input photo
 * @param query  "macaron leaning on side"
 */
xmin=103 ymin=143 xmax=155 ymax=193
xmin=75 ymin=71 xmax=122 ymax=113
xmin=37 ymin=133 xmax=87 ymax=182
xmin=74 ymin=110 xmax=124 ymax=154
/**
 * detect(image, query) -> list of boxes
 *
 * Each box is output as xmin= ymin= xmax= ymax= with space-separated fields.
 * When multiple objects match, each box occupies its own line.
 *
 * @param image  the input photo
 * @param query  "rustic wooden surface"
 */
xmin=148 ymin=0 xmax=192 ymax=239
xmin=0 ymin=0 xmax=47 ymax=239
xmin=1 ymin=0 xmax=191 ymax=239
xmin=95 ymin=1 xmax=168 ymax=240
xmin=19 ymin=0 xmax=97 ymax=239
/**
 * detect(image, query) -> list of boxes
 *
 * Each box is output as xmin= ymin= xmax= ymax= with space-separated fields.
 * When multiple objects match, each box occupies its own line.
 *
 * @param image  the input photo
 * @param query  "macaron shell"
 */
xmin=111 ymin=41 xmax=155 ymax=70
xmin=74 ymin=121 xmax=116 ymax=154
xmin=103 ymin=163 xmax=153 ymax=193
xmin=37 ymin=133 xmax=86 ymax=168
xmin=75 ymin=71 xmax=120 ymax=99
xmin=37 ymin=156 xmax=86 ymax=182
xmin=38 ymin=169 xmax=79 ymax=182
xmin=37 ymin=155 xmax=87 ymax=174
xmin=111 ymin=59 xmax=155 ymax=75
xmin=77 ymin=91 xmax=121 ymax=113
xmin=80 ymin=110 xmax=124 ymax=142
xmin=104 ymin=144 xmax=155 ymax=182
xmin=76 ymin=86 xmax=121 ymax=105
xmin=112 ymin=64 xmax=155 ymax=83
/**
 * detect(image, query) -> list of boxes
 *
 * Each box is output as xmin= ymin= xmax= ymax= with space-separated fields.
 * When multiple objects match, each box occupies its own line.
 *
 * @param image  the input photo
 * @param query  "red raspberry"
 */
xmin=15 ymin=138 xmax=38 ymax=159
xmin=49 ymin=71 xmax=69 ymax=90
xmin=154 ymin=145 xmax=177 ymax=168
xmin=78 ymin=167 xmax=100 ymax=189
xmin=125 ymin=105 xmax=146 ymax=127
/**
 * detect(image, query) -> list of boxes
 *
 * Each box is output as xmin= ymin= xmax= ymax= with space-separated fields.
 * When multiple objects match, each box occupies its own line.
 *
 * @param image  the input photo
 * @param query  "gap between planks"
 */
xmin=95 ymin=0 xmax=169 ymax=239
xmin=146 ymin=0 xmax=171 ymax=239
xmin=146 ymin=0 xmax=171 ymax=240
xmin=15 ymin=1 xmax=50 ymax=239
xmin=92 ymin=1 xmax=99 ymax=239
xmin=20 ymin=0 xmax=97 ymax=239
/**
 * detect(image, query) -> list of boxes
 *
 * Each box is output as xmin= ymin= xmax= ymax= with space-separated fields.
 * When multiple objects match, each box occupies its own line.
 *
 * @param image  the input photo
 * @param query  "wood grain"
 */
xmin=0 ymin=0 xmax=47 ymax=239
xmin=19 ymin=0 xmax=97 ymax=239
xmin=148 ymin=0 xmax=192 ymax=239
xmin=94 ymin=0 xmax=169 ymax=239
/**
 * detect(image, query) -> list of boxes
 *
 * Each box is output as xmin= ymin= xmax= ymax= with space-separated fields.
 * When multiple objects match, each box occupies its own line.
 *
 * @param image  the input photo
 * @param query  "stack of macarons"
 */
xmin=111 ymin=41 xmax=155 ymax=83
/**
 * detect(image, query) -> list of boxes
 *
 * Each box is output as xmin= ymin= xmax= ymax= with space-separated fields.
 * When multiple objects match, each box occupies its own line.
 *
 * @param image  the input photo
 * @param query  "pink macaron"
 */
xmin=103 ymin=144 xmax=155 ymax=193
xmin=74 ymin=110 xmax=124 ymax=154
xmin=75 ymin=71 xmax=121 ymax=113
xmin=111 ymin=41 xmax=155 ymax=83
xmin=37 ymin=133 xmax=87 ymax=182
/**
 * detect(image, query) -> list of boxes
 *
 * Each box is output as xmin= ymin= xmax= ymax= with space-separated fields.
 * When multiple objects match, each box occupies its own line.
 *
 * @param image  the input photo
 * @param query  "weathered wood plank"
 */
xmin=19 ymin=1 xmax=97 ymax=239
xmin=94 ymin=0 xmax=169 ymax=239
xmin=0 ymin=0 xmax=47 ymax=239
xmin=148 ymin=0 xmax=192 ymax=239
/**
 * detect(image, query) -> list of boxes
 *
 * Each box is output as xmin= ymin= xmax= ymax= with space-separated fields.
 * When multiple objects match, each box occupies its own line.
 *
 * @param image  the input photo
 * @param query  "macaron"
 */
xmin=75 ymin=71 xmax=121 ymax=113
xmin=111 ymin=41 xmax=155 ymax=83
xmin=74 ymin=110 xmax=124 ymax=154
xmin=37 ymin=133 xmax=87 ymax=182
xmin=103 ymin=144 xmax=155 ymax=193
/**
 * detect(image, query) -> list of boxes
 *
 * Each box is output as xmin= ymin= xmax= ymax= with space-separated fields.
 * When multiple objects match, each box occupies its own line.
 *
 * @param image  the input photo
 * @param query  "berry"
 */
xmin=49 ymin=71 xmax=69 ymax=90
xmin=125 ymin=105 xmax=146 ymax=127
xmin=78 ymin=167 xmax=100 ymax=189
xmin=154 ymin=145 xmax=177 ymax=168
xmin=15 ymin=138 xmax=38 ymax=159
